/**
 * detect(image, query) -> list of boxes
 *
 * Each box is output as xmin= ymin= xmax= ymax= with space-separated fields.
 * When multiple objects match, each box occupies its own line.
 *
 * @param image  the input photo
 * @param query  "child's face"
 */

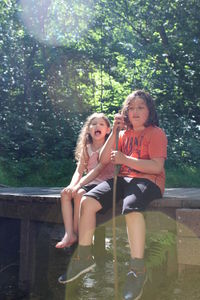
xmin=128 ymin=97 xmax=149 ymax=130
xmin=88 ymin=117 xmax=110 ymax=141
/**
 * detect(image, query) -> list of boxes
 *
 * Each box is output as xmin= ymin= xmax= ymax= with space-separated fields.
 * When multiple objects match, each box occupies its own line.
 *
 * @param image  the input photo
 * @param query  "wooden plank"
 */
xmin=30 ymin=202 xmax=62 ymax=223
xmin=18 ymin=219 xmax=36 ymax=291
xmin=0 ymin=199 xmax=62 ymax=223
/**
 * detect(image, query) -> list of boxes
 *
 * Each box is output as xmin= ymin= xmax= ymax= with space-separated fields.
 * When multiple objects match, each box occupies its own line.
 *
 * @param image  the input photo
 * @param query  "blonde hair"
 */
xmin=75 ymin=112 xmax=110 ymax=161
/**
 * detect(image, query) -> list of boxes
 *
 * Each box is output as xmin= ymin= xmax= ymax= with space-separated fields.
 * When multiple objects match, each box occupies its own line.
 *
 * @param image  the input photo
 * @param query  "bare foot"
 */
xmin=55 ymin=234 xmax=77 ymax=249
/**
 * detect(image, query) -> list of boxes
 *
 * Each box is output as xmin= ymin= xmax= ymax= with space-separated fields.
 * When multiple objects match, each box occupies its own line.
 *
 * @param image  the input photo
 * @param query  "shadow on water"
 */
xmin=1 ymin=216 xmax=200 ymax=300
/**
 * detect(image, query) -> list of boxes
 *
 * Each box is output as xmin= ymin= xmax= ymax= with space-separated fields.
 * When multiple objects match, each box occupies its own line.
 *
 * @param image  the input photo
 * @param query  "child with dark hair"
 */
xmin=58 ymin=90 xmax=167 ymax=300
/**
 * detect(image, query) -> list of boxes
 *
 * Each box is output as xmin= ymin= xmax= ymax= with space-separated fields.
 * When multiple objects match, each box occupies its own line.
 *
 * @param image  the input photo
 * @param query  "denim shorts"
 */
xmin=85 ymin=177 xmax=162 ymax=215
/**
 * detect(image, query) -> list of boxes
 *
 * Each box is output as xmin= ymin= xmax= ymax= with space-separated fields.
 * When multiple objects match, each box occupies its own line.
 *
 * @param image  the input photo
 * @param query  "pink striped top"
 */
xmin=86 ymin=144 xmax=114 ymax=185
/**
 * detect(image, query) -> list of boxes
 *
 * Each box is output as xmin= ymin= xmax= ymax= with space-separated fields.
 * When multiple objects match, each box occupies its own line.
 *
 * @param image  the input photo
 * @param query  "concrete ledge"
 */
xmin=0 ymin=187 xmax=199 ymax=203
xmin=0 ymin=187 xmax=199 ymax=224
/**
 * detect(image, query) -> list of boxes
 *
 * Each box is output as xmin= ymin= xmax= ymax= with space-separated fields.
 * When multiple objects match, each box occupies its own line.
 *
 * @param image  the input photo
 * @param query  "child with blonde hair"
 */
xmin=56 ymin=112 xmax=114 ymax=248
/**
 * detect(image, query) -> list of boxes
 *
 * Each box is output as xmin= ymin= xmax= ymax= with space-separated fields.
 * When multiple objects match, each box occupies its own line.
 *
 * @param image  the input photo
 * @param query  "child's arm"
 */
xmin=63 ymin=151 xmax=86 ymax=194
xmin=99 ymin=114 xmax=124 ymax=164
xmin=71 ymin=162 xmax=105 ymax=195
xmin=111 ymin=151 xmax=165 ymax=175
xmin=110 ymin=126 xmax=167 ymax=175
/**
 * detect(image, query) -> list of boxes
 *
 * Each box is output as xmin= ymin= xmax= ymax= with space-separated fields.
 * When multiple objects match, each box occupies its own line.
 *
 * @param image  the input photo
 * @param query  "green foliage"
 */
xmin=166 ymin=165 xmax=200 ymax=188
xmin=0 ymin=157 xmax=76 ymax=187
xmin=106 ymin=223 xmax=176 ymax=283
xmin=145 ymin=231 xmax=176 ymax=281
xmin=0 ymin=0 xmax=199 ymax=178
xmin=0 ymin=156 xmax=199 ymax=187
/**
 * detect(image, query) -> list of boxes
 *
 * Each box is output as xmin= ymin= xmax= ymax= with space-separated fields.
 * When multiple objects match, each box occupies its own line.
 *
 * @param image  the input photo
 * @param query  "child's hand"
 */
xmin=113 ymin=114 xmax=124 ymax=134
xmin=71 ymin=183 xmax=81 ymax=197
xmin=111 ymin=150 xmax=125 ymax=165
xmin=62 ymin=185 xmax=73 ymax=197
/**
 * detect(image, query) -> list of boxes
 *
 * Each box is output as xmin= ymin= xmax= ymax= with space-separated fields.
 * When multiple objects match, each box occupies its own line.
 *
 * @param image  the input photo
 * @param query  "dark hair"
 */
xmin=121 ymin=90 xmax=159 ymax=129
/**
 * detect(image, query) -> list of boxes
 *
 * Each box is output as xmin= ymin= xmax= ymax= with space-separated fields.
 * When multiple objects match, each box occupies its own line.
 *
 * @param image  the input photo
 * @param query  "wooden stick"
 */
xmin=112 ymin=127 xmax=120 ymax=300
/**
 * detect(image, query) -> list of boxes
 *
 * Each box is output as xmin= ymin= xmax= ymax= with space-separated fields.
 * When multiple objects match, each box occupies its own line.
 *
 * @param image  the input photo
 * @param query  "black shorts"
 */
xmin=81 ymin=184 xmax=97 ymax=193
xmin=85 ymin=177 xmax=162 ymax=215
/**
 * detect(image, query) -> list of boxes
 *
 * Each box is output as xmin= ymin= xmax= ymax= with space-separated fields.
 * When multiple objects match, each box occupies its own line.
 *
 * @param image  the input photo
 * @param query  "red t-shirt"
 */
xmin=118 ymin=126 xmax=167 ymax=195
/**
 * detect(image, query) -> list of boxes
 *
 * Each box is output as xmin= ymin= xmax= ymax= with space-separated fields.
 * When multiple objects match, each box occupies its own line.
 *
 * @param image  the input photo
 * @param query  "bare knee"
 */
xmin=80 ymin=196 xmax=102 ymax=215
xmin=80 ymin=196 xmax=92 ymax=211
xmin=74 ymin=188 xmax=86 ymax=205
xmin=126 ymin=211 xmax=144 ymax=219
xmin=60 ymin=189 xmax=71 ymax=203
xmin=125 ymin=211 xmax=145 ymax=227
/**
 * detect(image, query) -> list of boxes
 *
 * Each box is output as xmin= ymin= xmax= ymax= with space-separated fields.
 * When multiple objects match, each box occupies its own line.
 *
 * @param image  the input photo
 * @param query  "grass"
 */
xmin=0 ymin=157 xmax=199 ymax=188
xmin=165 ymin=165 xmax=200 ymax=188
xmin=0 ymin=158 xmax=76 ymax=187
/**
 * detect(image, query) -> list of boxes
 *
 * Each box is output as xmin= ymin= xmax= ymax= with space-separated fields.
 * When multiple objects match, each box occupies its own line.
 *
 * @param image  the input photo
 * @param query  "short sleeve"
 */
xmin=149 ymin=128 xmax=167 ymax=159
xmin=118 ymin=130 xmax=124 ymax=150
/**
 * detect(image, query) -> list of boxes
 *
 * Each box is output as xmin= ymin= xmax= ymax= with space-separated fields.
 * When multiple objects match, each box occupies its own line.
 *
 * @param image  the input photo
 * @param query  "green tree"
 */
xmin=0 ymin=0 xmax=199 ymax=186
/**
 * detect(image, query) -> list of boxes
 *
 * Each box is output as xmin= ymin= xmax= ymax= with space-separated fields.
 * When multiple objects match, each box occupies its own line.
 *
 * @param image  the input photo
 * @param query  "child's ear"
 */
xmin=107 ymin=127 xmax=111 ymax=134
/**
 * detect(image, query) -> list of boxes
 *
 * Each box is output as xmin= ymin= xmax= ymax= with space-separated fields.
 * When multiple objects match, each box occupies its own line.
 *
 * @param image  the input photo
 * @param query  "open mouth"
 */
xmin=95 ymin=130 xmax=101 ymax=136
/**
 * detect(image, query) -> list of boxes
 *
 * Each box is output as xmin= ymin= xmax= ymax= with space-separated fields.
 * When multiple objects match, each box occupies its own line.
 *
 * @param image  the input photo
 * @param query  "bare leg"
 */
xmin=73 ymin=189 xmax=86 ymax=235
xmin=55 ymin=189 xmax=78 ymax=248
xmin=125 ymin=212 xmax=146 ymax=259
xmin=78 ymin=196 xmax=102 ymax=246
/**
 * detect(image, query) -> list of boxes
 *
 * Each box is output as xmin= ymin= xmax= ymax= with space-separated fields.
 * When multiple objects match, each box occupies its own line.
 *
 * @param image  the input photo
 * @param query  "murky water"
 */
xmin=1 ymin=217 xmax=200 ymax=300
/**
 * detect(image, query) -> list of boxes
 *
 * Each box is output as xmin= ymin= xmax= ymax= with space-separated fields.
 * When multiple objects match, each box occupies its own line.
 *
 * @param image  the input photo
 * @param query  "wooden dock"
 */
xmin=0 ymin=187 xmax=200 ymax=292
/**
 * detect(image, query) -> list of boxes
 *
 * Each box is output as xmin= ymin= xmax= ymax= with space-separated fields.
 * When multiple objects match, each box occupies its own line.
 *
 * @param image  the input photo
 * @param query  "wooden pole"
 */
xmin=112 ymin=127 xmax=120 ymax=299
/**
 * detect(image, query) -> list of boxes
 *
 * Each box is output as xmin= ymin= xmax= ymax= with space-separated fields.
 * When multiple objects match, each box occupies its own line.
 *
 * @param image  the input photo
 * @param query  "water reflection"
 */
xmin=1 ymin=215 xmax=200 ymax=299
xmin=29 ymin=218 xmax=200 ymax=300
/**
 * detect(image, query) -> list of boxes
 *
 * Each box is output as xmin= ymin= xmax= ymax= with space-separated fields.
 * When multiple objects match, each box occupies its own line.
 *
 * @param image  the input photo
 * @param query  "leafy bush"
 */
xmin=145 ymin=231 xmax=176 ymax=281
xmin=0 ymin=157 xmax=76 ymax=187
xmin=165 ymin=165 xmax=200 ymax=188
